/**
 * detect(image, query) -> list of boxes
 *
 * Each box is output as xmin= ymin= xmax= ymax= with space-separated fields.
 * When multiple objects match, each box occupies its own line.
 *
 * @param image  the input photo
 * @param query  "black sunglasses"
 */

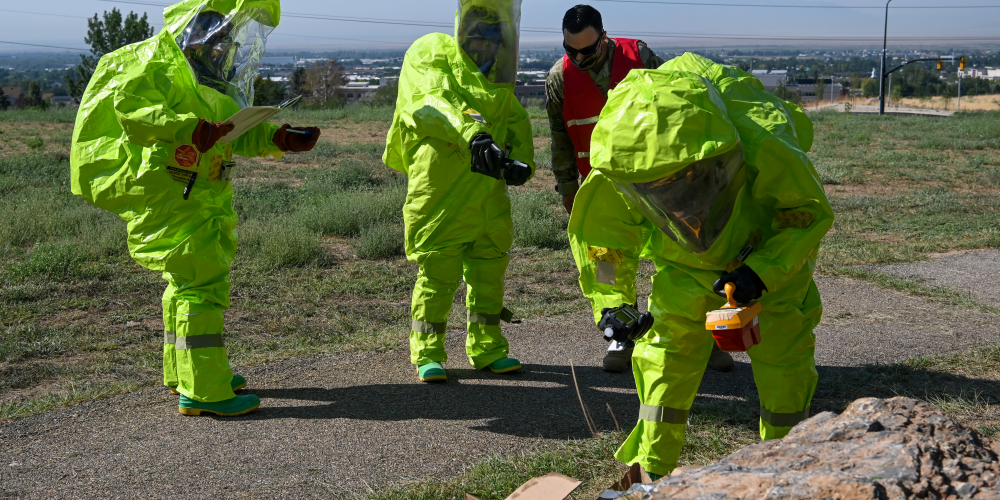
xmin=563 ymin=31 xmax=605 ymax=58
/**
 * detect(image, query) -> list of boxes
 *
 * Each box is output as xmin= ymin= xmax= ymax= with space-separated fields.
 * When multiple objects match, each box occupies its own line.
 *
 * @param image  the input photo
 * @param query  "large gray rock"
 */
xmin=646 ymin=398 xmax=1000 ymax=500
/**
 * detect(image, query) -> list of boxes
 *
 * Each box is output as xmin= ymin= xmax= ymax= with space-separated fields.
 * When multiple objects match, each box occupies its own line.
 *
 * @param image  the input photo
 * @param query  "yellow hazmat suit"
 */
xmin=71 ymin=0 xmax=292 ymax=414
xmin=382 ymin=0 xmax=534 ymax=377
xmin=569 ymin=53 xmax=832 ymax=476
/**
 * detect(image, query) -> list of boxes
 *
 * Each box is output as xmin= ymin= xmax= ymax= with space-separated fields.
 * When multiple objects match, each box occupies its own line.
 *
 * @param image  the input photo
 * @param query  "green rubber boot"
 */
xmin=178 ymin=394 xmax=260 ymax=416
xmin=169 ymin=374 xmax=247 ymax=395
xmin=488 ymin=357 xmax=522 ymax=374
xmin=418 ymin=362 xmax=447 ymax=382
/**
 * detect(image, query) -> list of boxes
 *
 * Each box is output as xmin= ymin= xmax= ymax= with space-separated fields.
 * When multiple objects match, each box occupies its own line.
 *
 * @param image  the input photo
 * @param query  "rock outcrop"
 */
xmin=647 ymin=397 xmax=1000 ymax=499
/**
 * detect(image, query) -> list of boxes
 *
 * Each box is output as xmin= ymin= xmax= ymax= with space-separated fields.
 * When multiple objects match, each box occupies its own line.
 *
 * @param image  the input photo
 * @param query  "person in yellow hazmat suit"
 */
xmin=569 ymin=53 xmax=832 ymax=478
xmin=383 ymin=0 xmax=535 ymax=383
xmin=70 ymin=0 xmax=320 ymax=416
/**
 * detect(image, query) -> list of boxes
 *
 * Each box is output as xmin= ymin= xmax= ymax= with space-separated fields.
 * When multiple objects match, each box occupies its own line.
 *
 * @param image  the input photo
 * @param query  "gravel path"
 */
xmin=3 ymin=271 xmax=999 ymax=499
xmin=872 ymin=250 xmax=1000 ymax=310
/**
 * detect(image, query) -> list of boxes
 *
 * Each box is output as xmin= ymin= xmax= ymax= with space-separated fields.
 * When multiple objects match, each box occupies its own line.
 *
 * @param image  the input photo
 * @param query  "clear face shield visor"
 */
xmin=457 ymin=1 xmax=520 ymax=84
xmin=177 ymin=7 xmax=275 ymax=108
xmin=616 ymin=145 xmax=746 ymax=254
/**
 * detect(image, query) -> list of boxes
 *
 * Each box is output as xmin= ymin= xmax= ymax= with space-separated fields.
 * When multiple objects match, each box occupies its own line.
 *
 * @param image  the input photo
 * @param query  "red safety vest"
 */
xmin=562 ymin=38 xmax=644 ymax=178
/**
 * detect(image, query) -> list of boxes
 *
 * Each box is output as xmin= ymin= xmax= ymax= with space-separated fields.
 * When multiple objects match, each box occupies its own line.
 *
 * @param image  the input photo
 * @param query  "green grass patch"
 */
xmin=270 ymin=105 xmax=395 ymax=126
xmin=0 ymin=109 xmax=78 ymax=123
xmin=511 ymin=190 xmax=569 ymax=250
xmin=809 ymin=111 xmax=1000 ymax=274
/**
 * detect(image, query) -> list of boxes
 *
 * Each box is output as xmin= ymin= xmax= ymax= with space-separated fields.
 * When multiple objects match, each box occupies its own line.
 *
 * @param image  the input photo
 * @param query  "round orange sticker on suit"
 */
xmin=175 ymin=145 xmax=198 ymax=168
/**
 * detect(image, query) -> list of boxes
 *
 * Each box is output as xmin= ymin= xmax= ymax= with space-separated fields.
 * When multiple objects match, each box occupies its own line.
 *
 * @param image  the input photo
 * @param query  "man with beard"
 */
xmin=547 ymin=5 xmax=734 ymax=373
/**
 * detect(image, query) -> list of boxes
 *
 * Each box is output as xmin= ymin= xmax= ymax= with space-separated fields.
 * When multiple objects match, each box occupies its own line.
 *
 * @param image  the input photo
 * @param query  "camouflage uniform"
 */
xmin=545 ymin=39 xmax=664 ymax=196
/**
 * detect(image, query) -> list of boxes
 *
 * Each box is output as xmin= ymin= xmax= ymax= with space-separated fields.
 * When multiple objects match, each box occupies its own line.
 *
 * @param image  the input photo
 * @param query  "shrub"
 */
xmin=0 ymin=153 xmax=69 ymax=188
xmin=237 ymin=218 xmax=324 ymax=269
xmin=6 ymin=242 xmax=109 ymax=281
xmin=352 ymin=223 xmax=405 ymax=259
xmin=0 ymin=187 xmax=112 ymax=247
xmin=296 ymin=187 xmax=405 ymax=237
xmin=24 ymin=136 xmax=44 ymax=150
xmin=511 ymin=190 xmax=568 ymax=249
xmin=232 ymin=182 xmax=300 ymax=221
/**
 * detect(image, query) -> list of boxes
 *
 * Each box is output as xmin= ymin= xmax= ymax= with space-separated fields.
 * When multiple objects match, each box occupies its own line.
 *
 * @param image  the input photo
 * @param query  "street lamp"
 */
xmin=878 ymin=0 xmax=892 ymax=116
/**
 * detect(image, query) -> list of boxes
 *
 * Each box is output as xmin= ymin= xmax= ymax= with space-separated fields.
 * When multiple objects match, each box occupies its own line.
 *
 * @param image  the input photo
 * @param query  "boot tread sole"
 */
xmin=178 ymin=403 xmax=260 ymax=417
xmin=489 ymin=364 xmax=522 ymax=374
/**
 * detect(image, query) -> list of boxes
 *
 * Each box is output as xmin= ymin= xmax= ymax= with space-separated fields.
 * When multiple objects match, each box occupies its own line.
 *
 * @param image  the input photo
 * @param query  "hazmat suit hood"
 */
xmin=164 ymin=0 xmax=281 ymax=108
xmin=455 ymin=0 xmax=521 ymax=84
xmin=590 ymin=69 xmax=745 ymax=254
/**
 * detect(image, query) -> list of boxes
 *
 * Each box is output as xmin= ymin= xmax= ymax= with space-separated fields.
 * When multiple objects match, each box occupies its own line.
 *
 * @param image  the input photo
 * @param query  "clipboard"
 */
xmin=219 ymin=95 xmax=301 ymax=144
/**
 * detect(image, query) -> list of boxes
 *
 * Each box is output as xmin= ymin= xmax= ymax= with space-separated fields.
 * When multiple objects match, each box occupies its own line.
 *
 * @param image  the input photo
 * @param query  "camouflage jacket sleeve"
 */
xmin=637 ymin=41 xmax=665 ymax=69
xmin=545 ymin=58 xmax=580 ymax=196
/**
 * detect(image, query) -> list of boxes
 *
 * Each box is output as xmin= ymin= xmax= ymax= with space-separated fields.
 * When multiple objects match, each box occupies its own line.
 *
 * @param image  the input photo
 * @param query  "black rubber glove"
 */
xmin=598 ymin=304 xmax=654 ymax=343
xmin=503 ymin=158 xmax=531 ymax=186
xmin=470 ymin=132 xmax=503 ymax=179
xmin=713 ymin=265 xmax=767 ymax=304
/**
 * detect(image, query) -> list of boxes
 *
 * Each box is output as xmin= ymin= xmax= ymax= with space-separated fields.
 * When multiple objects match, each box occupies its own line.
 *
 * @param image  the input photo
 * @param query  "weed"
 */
xmin=24 ymin=136 xmax=44 ymax=150
xmin=352 ymin=223 xmax=405 ymax=260
xmin=511 ymin=190 xmax=568 ymax=249
xmin=237 ymin=218 xmax=325 ymax=270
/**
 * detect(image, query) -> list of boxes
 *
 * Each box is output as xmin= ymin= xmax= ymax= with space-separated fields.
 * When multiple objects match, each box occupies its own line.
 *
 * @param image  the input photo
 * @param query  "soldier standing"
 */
xmin=546 ymin=4 xmax=734 ymax=372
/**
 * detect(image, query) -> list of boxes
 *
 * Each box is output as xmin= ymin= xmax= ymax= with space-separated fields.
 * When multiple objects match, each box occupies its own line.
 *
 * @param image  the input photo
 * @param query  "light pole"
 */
xmin=878 ymin=0 xmax=892 ymax=115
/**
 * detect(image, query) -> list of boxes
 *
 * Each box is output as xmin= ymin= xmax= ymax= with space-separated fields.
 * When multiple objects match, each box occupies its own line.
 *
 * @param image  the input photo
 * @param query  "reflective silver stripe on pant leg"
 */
xmin=468 ymin=311 xmax=501 ymax=325
xmin=469 ymin=307 xmax=516 ymax=325
xmin=175 ymin=334 xmax=225 ymax=350
xmin=164 ymin=332 xmax=176 ymax=345
xmin=638 ymin=404 xmax=689 ymax=424
xmin=760 ymin=406 xmax=811 ymax=427
xmin=412 ymin=320 xmax=446 ymax=334
xmin=596 ymin=261 xmax=616 ymax=285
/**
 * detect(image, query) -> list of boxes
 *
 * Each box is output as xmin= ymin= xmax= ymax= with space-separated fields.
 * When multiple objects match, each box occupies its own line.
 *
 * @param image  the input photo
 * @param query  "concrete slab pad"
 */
xmin=872 ymin=250 xmax=1000 ymax=310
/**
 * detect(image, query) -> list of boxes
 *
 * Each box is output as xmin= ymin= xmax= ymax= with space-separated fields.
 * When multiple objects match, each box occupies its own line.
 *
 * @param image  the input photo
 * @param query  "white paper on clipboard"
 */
xmin=219 ymin=95 xmax=301 ymax=144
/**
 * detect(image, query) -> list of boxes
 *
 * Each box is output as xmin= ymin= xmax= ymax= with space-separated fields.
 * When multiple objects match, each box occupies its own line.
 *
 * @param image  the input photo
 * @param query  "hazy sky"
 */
xmin=2 ymin=0 xmax=1000 ymax=53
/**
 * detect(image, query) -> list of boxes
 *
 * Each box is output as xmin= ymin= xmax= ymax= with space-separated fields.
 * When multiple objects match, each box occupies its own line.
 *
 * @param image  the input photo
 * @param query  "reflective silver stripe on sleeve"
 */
xmin=567 ymin=116 xmax=600 ymax=127
xmin=411 ymin=320 xmax=446 ymax=334
xmin=577 ymin=152 xmax=590 ymax=158
xmin=596 ymin=261 xmax=616 ymax=286
xmin=175 ymin=334 xmax=225 ymax=350
xmin=638 ymin=404 xmax=689 ymax=424
xmin=164 ymin=332 xmax=176 ymax=345
xmin=760 ymin=406 xmax=811 ymax=427
xmin=469 ymin=307 xmax=515 ymax=326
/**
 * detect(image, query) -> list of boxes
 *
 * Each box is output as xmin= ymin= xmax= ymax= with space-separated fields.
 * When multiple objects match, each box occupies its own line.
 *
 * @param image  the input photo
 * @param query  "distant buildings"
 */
xmin=1 ymin=87 xmax=76 ymax=108
xmin=513 ymin=79 xmax=546 ymax=106
xmin=748 ymin=72 xmax=846 ymax=103
xmin=335 ymin=76 xmax=399 ymax=104
xmin=958 ymin=67 xmax=1000 ymax=81
xmin=751 ymin=69 xmax=789 ymax=89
